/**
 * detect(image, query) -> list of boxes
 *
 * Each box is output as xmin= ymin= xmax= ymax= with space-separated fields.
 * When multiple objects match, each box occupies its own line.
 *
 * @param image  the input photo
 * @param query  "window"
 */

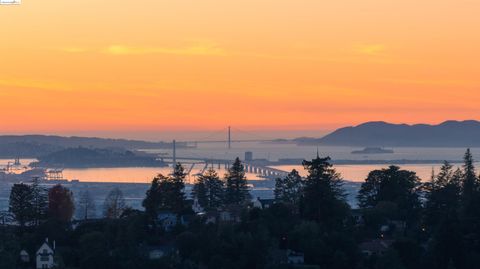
xmin=40 ymin=249 xmax=50 ymax=262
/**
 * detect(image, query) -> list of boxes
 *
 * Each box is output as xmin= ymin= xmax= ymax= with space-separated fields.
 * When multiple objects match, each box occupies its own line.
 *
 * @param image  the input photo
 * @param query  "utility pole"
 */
xmin=228 ymin=126 xmax=231 ymax=150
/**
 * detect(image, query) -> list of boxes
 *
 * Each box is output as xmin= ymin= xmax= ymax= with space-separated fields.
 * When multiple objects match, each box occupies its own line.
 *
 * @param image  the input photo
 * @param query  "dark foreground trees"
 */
xmin=103 ymin=187 xmax=127 ymax=219
xmin=192 ymin=167 xmax=224 ymax=210
xmin=77 ymin=190 xmax=96 ymax=220
xmin=357 ymin=165 xmax=422 ymax=227
xmin=143 ymin=163 xmax=188 ymax=223
xmin=301 ymin=155 xmax=349 ymax=227
xmin=9 ymin=183 xmax=34 ymax=227
xmin=224 ymin=157 xmax=250 ymax=206
xmin=274 ymin=169 xmax=303 ymax=207
xmin=7 ymin=151 xmax=480 ymax=269
xmin=49 ymin=184 xmax=75 ymax=222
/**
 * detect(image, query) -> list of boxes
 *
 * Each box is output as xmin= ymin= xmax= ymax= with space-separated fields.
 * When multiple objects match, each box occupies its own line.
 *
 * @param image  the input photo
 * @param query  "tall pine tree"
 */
xmin=9 ymin=183 xmax=34 ymax=227
xmin=424 ymin=162 xmax=461 ymax=228
xmin=462 ymin=149 xmax=478 ymax=204
xmin=31 ymin=177 xmax=48 ymax=226
xmin=169 ymin=163 xmax=187 ymax=213
xmin=143 ymin=175 xmax=165 ymax=220
xmin=143 ymin=163 xmax=187 ymax=218
xmin=459 ymin=149 xmax=480 ymax=253
xmin=301 ymin=155 xmax=348 ymax=226
xmin=224 ymin=158 xmax=250 ymax=206
xmin=424 ymin=163 xmax=463 ymax=268
xmin=192 ymin=167 xmax=224 ymax=210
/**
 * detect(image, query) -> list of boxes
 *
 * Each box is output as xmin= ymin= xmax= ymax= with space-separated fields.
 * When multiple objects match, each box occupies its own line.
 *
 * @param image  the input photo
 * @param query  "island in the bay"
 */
xmin=31 ymin=147 xmax=167 ymax=168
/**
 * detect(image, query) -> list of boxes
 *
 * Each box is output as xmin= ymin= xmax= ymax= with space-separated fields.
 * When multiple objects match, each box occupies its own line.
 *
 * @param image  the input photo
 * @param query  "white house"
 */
xmin=36 ymin=239 xmax=55 ymax=269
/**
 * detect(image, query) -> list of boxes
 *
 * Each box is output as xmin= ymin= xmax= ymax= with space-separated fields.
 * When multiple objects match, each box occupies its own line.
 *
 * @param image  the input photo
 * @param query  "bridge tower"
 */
xmin=228 ymin=126 xmax=231 ymax=149
xmin=173 ymin=139 xmax=176 ymax=165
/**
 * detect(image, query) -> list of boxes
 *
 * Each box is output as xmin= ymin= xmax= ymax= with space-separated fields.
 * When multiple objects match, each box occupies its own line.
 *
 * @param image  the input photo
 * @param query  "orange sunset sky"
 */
xmin=0 ymin=0 xmax=479 ymax=136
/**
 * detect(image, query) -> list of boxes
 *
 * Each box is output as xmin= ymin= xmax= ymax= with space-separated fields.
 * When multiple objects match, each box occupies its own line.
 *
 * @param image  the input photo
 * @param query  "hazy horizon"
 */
xmin=0 ymin=129 xmax=331 ymax=142
xmin=1 ymin=118 xmax=479 ymax=141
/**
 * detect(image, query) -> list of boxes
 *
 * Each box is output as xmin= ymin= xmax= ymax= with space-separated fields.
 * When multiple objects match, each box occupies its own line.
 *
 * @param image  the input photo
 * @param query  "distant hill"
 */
xmin=0 ymin=135 xmax=181 ymax=158
xmin=295 ymin=120 xmax=480 ymax=147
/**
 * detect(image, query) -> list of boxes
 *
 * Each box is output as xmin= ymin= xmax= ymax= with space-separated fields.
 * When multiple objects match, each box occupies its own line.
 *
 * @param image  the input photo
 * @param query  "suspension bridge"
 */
xmin=160 ymin=126 xmax=291 ymax=180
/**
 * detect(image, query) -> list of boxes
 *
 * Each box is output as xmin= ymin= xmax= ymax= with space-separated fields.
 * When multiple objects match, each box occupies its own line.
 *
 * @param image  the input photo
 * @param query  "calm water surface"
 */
xmin=1 ymin=142 xmax=477 ymax=183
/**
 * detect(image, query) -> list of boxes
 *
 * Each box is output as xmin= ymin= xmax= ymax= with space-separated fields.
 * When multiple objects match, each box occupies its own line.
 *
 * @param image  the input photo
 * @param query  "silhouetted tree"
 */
xmin=77 ymin=190 xmax=96 ymax=220
xmin=459 ymin=149 xmax=480 ymax=258
xmin=423 ymin=163 xmax=463 ymax=269
xmin=192 ymin=167 xmax=224 ymax=210
xmin=31 ymin=177 xmax=48 ymax=225
xmin=8 ymin=183 xmax=34 ymax=227
xmin=169 ymin=163 xmax=187 ymax=213
xmin=143 ymin=165 xmax=188 ymax=224
xmin=301 ymin=155 xmax=349 ymax=226
xmin=104 ymin=187 xmax=126 ymax=219
xmin=48 ymin=184 xmax=75 ymax=222
xmin=460 ymin=149 xmax=480 ymax=216
xmin=143 ymin=175 xmax=164 ymax=221
xmin=224 ymin=158 xmax=250 ymax=205
xmin=358 ymin=165 xmax=421 ymax=224
xmin=274 ymin=169 xmax=303 ymax=207
xmin=424 ymin=162 xmax=461 ymax=228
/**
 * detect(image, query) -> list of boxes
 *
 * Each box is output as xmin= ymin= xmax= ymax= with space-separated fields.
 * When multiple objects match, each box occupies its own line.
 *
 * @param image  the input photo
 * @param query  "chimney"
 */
xmin=53 ymin=240 xmax=56 ymax=250
xmin=46 ymin=238 xmax=48 ymax=243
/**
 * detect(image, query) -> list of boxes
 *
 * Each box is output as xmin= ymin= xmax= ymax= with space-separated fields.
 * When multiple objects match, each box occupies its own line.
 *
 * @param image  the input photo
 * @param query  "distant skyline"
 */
xmin=1 ymin=0 xmax=479 ymax=133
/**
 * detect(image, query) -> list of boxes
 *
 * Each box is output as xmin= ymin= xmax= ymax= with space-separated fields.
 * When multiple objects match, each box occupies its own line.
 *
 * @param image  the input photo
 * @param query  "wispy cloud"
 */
xmin=0 ymin=78 xmax=71 ymax=92
xmin=58 ymin=47 xmax=89 ymax=53
xmin=54 ymin=41 xmax=227 ymax=57
xmin=103 ymin=42 xmax=226 ymax=56
xmin=355 ymin=44 xmax=386 ymax=56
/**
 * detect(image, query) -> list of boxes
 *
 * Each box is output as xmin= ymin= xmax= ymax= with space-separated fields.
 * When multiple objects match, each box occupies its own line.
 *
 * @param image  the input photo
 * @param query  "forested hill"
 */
xmin=295 ymin=120 xmax=480 ymax=147
xmin=0 ymin=135 xmax=179 ymax=158
xmin=33 ymin=147 xmax=167 ymax=168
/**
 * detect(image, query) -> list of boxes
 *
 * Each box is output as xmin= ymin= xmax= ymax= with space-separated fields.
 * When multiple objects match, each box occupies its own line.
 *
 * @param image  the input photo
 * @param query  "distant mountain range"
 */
xmin=295 ymin=120 xmax=480 ymax=147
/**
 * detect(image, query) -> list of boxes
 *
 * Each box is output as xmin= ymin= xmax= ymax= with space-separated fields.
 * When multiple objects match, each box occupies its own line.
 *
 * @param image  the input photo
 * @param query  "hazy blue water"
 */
xmin=1 ymin=143 xmax=477 ymax=211
xmin=144 ymin=142 xmax=479 ymax=162
xmin=1 ymin=143 xmax=477 ymax=183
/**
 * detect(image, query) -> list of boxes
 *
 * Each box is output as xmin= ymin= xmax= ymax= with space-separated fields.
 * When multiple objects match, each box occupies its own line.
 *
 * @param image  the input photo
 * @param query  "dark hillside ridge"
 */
xmin=295 ymin=120 xmax=480 ymax=147
xmin=0 ymin=135 xmax=182 ymax=158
